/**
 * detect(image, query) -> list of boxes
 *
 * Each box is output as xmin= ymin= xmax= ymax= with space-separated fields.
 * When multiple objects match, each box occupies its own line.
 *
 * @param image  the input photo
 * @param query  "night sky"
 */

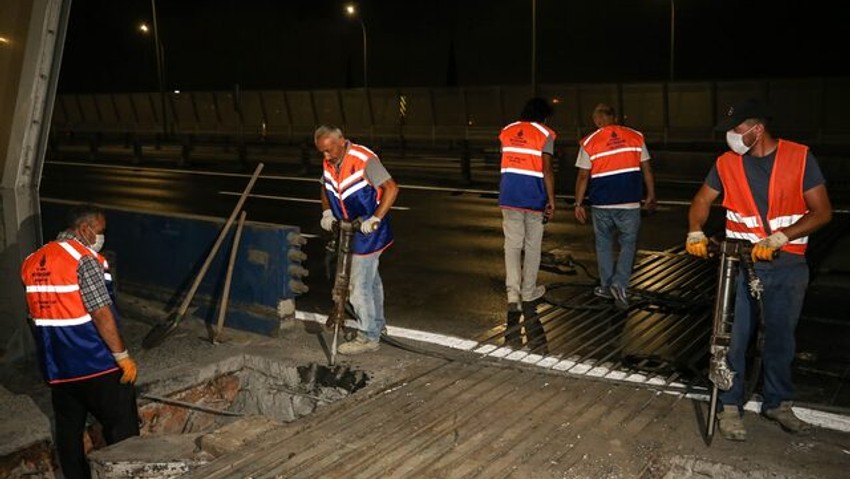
xmin=57 ymin=0 xmax=850 ymax=94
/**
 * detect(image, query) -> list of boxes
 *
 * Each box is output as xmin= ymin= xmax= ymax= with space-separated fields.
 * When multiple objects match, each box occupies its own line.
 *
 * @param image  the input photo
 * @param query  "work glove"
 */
xmin=360 ymin=215 xmax=381 ymax=234
xmin=113 ymin=351 xmax=138 ymax=384
xmin=685 ymin=231 xmax=709 ymax=258
xmin=320 ymin=209 xmax=335 ymax=232
xmin=752 ymin=231 xmax=787 ymax=262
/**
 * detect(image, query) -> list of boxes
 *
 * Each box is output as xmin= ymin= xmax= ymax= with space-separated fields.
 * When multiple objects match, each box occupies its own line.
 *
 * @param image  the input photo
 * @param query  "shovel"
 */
xmin=142 ymin=163 xmax=264 ymax=349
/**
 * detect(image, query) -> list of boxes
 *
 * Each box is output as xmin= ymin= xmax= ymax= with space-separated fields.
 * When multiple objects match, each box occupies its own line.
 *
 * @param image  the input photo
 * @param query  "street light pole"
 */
xmin=150 ymin=0 xmax=168 ymax=139
xmin=345 ymin=4 xmax=368 ymax=89
xmin=669 ymin=0 xmax=675 ymax=81
xmin=531 ymin=0 xmax=537 ymax=96
xmin=360 ymin=19 xmax=368 ymax=89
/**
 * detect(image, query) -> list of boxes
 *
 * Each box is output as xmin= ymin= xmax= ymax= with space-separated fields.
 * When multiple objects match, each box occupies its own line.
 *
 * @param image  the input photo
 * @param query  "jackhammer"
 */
xmin=326 ymin=218 xmax=361 ymax=366
xmin=705 ymin=239 xmax=770 ymax=441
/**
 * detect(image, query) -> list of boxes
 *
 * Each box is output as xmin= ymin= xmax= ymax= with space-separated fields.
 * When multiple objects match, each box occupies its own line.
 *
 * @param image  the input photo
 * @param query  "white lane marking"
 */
xmin=294 ymin=309 xmax=850 ymax=433
xmin=46 ymin=161 xmax=850 ymax=212
xmin=219 ymin=191 xmax=411 ymax=211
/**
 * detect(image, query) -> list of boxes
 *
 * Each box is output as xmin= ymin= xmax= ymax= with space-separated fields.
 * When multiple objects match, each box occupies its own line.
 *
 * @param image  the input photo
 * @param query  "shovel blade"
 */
xmin=142 ymin=312 xmax=183 ymax=349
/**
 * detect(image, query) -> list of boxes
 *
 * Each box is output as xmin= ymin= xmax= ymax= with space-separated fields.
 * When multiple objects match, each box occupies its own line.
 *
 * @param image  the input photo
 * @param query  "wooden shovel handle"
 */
xmin=177 ymin=162 xmax=264 ymax=315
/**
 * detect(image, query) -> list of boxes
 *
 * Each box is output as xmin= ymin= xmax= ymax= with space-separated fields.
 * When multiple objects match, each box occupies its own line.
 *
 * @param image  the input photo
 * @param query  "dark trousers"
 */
xmin=719 ymin=261 xmax=809 ymax=411
xmin=51 ymin=370 xmax=140 ymax=479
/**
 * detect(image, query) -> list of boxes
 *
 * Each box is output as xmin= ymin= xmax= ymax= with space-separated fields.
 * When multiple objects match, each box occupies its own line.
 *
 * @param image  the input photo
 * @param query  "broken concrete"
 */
xmin=0 ymin=386 xmax=55 ymax=479
xmin=88 ymin=434 xmax=212 ymax=479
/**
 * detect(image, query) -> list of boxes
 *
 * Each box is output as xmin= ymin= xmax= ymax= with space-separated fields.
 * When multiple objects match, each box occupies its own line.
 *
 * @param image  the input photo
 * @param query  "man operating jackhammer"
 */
xmin=316 ymin=124 xmax=400 ymax=355
xmin=686 ymin=98 xmax=832 ymax=441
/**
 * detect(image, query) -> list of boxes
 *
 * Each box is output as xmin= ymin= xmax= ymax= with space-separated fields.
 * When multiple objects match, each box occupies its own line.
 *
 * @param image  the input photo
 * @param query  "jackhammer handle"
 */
xmin=331 ymin=218 xmax=364 ymax=232
xmin=707 ymin=239 xmax=778 ymax=260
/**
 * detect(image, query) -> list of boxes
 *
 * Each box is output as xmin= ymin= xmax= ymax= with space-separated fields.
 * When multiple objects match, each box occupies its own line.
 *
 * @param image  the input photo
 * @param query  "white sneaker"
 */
xmin=338 ymin=336 xmax=380 ymax=355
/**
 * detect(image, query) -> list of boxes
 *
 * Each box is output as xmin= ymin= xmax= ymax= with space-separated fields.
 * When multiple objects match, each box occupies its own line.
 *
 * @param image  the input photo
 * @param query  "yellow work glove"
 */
xmin=685 ymin=231 xmax=709 ymax=258
xmin=113 ymin=350 xmax=138 ymax=384
xmin=752 ymin=231 xmax=788 ymax=263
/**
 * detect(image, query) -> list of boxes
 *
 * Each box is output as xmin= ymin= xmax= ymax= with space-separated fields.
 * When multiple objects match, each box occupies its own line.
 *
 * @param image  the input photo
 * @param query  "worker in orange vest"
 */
xmin=574 ymin=103 xmax=656 ymax=310
xmin=498 ymin=97 xmax=557 ymax=350
xmin=686 ymin=98 xmax=832 ymax=441
xmin=21 ymin=204 xmax=139 ymax=479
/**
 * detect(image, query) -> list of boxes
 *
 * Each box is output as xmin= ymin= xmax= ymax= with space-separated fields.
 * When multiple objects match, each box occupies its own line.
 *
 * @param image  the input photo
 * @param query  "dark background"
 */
xmin=57 ymin=0 xmax=850 ymax=93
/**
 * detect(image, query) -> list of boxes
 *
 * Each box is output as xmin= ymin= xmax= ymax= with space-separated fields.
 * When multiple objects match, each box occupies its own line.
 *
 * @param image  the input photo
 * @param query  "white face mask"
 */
xmin=85 ymin=224 xmax=105 ymax=252
xmin=92 ymin=234 xmax=105 ymax=253
xmin=725 ymin=124 xmax=758 ymax=155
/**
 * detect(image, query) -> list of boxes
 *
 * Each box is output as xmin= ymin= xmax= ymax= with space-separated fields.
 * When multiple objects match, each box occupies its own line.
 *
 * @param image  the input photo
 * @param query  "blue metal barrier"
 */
xmin=40 ymin=202 xmax=308 ymax=337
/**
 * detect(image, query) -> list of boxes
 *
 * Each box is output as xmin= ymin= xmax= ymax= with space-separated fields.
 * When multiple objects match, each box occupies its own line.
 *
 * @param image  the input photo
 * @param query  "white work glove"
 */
xmin=360 ymin=215 xmax=381 ymax=234
xmin=752 ymin=231 xmax=788 ymax=262
xmin=320 ymin=209 xmax=335 ymax=232
xmin=685 ymin=231 xmax=709 ymax=258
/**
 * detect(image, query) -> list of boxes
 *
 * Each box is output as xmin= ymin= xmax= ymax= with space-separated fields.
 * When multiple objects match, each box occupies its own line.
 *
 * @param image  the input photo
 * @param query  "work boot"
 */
xmin=522 ymin=301 xmax=548 ymax=354
xmin=762 ymin=401 xmax=811 ymax=435
xmin=593 ymin=285 xmax=613 ymax=299
xmin=505 ymin=303 xmax=522 ymax=348
xmin=717 ymin=405 xmax=747 ymax=441
xmin=610 ymin=285 xmax=629 ymax=310
xmin=338 ymin=334 xmax=380 ymax=355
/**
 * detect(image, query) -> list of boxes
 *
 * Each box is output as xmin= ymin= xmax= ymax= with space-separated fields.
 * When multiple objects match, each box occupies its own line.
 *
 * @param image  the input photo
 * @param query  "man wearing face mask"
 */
xmin=686 ymin=98 xmax=833 ymax=441
xmin=21 ymin=204 xmax=139 ymax=478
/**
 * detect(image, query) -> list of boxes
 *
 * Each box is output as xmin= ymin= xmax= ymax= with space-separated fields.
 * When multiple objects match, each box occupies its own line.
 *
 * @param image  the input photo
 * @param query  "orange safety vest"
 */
xmin=579 ymin=125 xmax=645 ymax=205
xmin=322 ymin=143 xmax=393 ymax=255
xmin=498 ymin=121 xmax=556 ymax=211
xmin=717 ymin=139 xmax=809 ymax=255
xmin=21 ymin=239 xmax=119 ymax=383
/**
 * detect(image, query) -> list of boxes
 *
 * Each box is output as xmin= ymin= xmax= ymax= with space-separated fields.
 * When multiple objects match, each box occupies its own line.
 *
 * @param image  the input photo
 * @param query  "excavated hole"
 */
xmin=84 ymin=356 xmax=369 ymax=478
xmin=139 ymin=356 xmax=370 ymax=435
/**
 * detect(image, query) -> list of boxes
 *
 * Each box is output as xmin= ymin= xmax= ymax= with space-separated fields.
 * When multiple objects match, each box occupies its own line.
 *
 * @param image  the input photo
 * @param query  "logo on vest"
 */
xmin=606 ymin=130 xmax=626 ymax=148
xmin=510 ymin=128 xmax=528 ymax=146
xmin=32 ymin=255 xmax=51 ymax=280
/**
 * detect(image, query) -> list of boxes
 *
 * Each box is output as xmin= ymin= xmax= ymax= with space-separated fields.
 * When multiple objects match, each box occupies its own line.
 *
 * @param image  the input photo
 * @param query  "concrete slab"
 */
xmin=0 ymin=386 xmax=51 ymax=457
xmin=0 ymin=386 xmax=54 ymax=479
xmin=88 ymin=434 xmax=212 ymax=479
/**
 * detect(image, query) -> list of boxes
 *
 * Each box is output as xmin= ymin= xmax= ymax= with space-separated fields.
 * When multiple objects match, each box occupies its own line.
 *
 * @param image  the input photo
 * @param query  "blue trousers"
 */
xmin=591 ymin=207 xmax=641 ymax=289
xmin=349 ymin=251 xmax=386 ymax=342
xmin=719 ymin=261 xmax=809 ymax=411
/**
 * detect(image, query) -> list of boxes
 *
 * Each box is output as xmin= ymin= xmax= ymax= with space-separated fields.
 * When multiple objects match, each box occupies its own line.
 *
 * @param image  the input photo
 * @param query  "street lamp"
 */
xmin=531 ymin=0 xmax=537 ymax=96
xmin=139 ymin=0 xmax=168 ymax=139
xmin=669 ymin=0 xmax=675 ymax=81
xmin=344 ymin=3 xmax=368 ymax=89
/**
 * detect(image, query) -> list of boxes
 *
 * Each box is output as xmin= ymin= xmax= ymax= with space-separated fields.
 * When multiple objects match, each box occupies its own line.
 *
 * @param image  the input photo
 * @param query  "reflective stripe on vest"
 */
xmin=498 ymin=121 xmax=555 ymax=211
xmin=579 ymin=125 xmax=645 ymax=205
xmin=21 ymin=239 xmax=118 ymax=383
xmin=717 ymin=139 xmax=809 ymax=255
xmin=322 ymin=143 xmax=393 ymax=255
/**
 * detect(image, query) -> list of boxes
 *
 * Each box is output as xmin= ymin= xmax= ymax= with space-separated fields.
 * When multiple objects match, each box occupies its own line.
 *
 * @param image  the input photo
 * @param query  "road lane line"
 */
xmin=219 ymin=191 xmax=411 ymax=210
xmin=45 ymin=161 xmax=850 ymax=212
xmin=294 ymin=309 xmax=850 ymax=433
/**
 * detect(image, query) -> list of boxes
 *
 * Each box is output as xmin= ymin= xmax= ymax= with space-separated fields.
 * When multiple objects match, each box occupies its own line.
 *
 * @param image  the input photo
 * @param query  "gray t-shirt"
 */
xmin=363 ymin=155 xmax=392 ymax=187
xmin=705 ymin=149 xmax=825 ymax=267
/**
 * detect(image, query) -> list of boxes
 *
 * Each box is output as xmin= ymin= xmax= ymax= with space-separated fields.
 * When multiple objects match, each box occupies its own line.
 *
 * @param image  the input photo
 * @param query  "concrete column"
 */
xmin=0 ymin=0 xmax=71 ymax=364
